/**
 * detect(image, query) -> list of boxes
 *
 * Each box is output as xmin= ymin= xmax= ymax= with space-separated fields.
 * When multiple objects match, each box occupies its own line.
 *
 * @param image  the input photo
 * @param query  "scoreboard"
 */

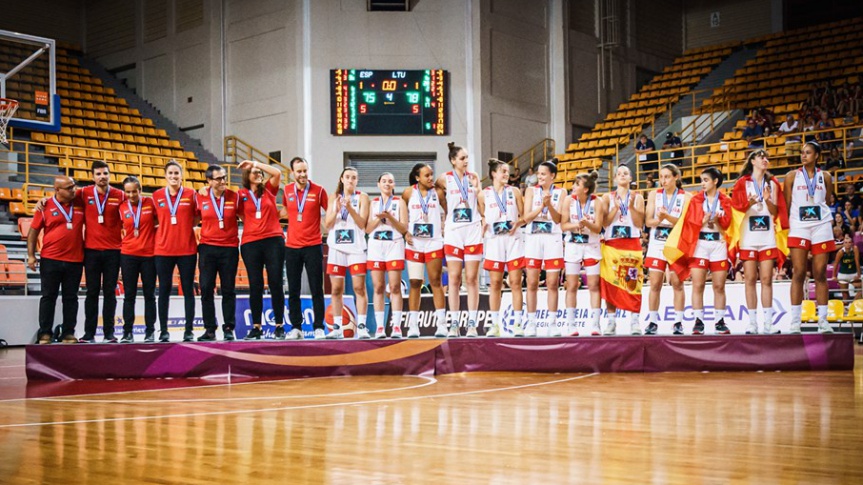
xmin=331 ymin=69 xmax=449 ymax=136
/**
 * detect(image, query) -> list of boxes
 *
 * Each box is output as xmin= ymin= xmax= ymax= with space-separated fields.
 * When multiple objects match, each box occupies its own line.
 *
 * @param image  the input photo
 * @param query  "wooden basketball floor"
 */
xmin=1 ymin=345 xmax=861 ymax=484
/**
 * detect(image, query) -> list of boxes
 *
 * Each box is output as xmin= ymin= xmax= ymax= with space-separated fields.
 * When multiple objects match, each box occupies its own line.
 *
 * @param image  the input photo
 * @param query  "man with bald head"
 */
xmin=28 ymin=176 xmax=85 ymax=344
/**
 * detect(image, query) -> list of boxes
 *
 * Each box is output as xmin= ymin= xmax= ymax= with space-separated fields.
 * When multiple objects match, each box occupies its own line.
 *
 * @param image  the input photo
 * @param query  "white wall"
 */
xmin=684 ymin=0 xmax=777 ymax=50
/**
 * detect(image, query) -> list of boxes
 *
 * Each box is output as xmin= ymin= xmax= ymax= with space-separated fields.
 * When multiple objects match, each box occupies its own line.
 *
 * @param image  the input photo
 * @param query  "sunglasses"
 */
xmin=209 ymin=176 xmax=228 ymax=182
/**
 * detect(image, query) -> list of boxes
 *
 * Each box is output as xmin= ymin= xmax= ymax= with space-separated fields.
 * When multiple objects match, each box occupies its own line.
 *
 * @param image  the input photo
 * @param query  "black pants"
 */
xmin=241 ymin=236 xmax=285 ymax=326
xmin=199 ymin=244 xmax=239 ymax=331
xmin=285 ymin=244 xmax=324 ymax=330
xmin=38 ymin=258 xmax=83 ymax=338
xmin=121 ymin=254 xmax=157 ymax=333
xmin=155 ymin=254 xmax=197 ymax=333
xmin=83 ymin=249 xmax=121 ymax=338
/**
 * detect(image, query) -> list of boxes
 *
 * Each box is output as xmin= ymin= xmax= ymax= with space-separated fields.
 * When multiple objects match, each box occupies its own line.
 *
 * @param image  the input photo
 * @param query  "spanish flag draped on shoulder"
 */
xmin=600 ymin=238 xmax=643 ymax=312
xmin=727 ymin=175 xmax=789 ymax=267
xmin=662 ymin=191 xmax=733 ymax=281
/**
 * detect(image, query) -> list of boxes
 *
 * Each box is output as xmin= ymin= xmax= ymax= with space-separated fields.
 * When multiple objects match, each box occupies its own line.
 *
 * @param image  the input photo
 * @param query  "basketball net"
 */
xmin=0 ymin=98 xmax=19 ymax=145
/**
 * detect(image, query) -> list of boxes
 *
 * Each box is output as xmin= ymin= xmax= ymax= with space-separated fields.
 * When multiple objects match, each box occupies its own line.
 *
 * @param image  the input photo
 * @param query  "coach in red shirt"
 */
xmin=78 ymin=160 xmax=125 ymax=343
xmin=282 ymin=157 xmax=328 ymax=338
xmin=28 ymin=176 xmax=85 ymax=344
xmin=118 ymin=175 xmax=157 ymax=343
xmin=196 ymin=165 xmax=240 ymax=341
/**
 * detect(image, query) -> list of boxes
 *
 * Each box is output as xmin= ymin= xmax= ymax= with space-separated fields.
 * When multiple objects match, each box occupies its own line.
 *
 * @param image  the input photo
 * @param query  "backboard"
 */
xmin=0 ymin=29 xmax=60 ymax=133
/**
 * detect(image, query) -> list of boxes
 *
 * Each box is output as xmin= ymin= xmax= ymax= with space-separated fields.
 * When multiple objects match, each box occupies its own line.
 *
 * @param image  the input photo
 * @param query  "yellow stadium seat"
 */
xmin=801 ymin=300 xmax=817 ymax=323
xmin=826 ymin=300 xmax=844 ymax=323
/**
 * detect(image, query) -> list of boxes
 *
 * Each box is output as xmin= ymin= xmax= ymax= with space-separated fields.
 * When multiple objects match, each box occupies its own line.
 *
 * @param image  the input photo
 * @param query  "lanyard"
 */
xmin=379 ymin=195 xmax=394 ymax=215
xmin=574 ymin=195 xmax=592 ymax=221
xmin=661 ymin=189 xmax=679 ymax=214
xmin=166 ymin=187 xmax=184 ymax=218
xmin=452 ymin=171 xmax=470 ymax=204
xmin=540 ymin=184 xmax=555 ymax=215
xmin=703 ymin=193 xmax=719 ymax=220
xmin=417 ymin=184 xmax=432 ymax=217
xmin=209 ymin=190 xmax=225 ymax=223
xmin=753 ymin=175 xmax=767 ymax=202
xmin=294 ymin=183 xmax=310 ymax=215
xmin=617 ymin=190 xmax=630 ymax=217
xmin=248 ymin=189 xmax=262 ymax=213
xmin=340 ymin=192 xmax=355 ymax=221
xmin=53 ymin=196 xmax=73 ymax=225
xmin=93 ymin=186 xmax=109 ymax=216
xmin=801 ymin=168 xmax=818 ymax=199
xmin=492 ymin=186 xmax=508 ymax=216
xmin=127 ymin=199 xmax=142 ymax=231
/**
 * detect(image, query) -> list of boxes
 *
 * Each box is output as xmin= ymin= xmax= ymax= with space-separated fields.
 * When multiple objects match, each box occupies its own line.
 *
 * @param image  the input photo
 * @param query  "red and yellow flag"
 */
xmin=727 ymin=175 xmax=789 ymax=267
xmin=600 ymin=238 xmax=643 ymax=312
xmin=663 ymin=190 xmax=733 ymax=281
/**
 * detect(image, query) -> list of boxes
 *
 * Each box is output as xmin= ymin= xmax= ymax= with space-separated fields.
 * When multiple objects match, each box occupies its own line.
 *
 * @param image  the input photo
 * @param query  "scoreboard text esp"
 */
xmin=331 ymin=69 xmax=449 ymax=136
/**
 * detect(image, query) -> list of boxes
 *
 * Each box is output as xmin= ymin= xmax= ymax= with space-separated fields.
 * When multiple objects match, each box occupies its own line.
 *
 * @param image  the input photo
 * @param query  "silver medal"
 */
xmin=255 ymin=211 xmax=261 ymax=219
xmin=98 ymin=215 xmax=104 ymax=224
xmin=171 ymin=216 xmax=178 ymax=225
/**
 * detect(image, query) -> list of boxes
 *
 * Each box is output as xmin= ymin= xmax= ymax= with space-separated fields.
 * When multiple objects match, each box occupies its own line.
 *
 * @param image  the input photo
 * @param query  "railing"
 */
xmin=511 ymin=138 xmax=556 ymax=174
xmin=223 ymin=135 xmax=291 ymax=183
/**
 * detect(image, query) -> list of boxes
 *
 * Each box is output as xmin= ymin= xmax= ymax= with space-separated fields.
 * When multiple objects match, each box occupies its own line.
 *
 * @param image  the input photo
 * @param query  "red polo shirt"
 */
xmin=119 ymin=197 xmax=157 ymax=257
xmin=237 ymin=182 xmax=284 ymax=245
xmin=153 ymin=187 xmax=198 ymax=257
xmin=32 ymin=197 xmax=85 ymax=263
xmin=196 ymin=189 xmax=240 ymax=247
xmin=78 ymin=185 xmax=125 ymax=250
xmin=283 ymin=181 xmax=328 ymax=249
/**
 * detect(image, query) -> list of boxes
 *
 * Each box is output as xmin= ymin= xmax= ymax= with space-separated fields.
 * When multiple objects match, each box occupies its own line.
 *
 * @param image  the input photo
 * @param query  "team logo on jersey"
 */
xmin=51 ymin=211 xmax=58 ymax=217
xmin=158 ymin=202 xmax=165 ymax=207
xmin=800 ymin=206 xmax=821 ymax=221
xmin=453 ymin=208 xmax=472 ymax=222
xmin=202 ymin=203 xmax=209 ymax=210
xmin=125 ymin=213 xmax=132 ymax=219
xmin=749 ymin=216 xmax=769 ymax=231
xmin=88 ymin=199 xmax=94 ymax=205
xmin=335 ymin=229 xmax=355 ymax=244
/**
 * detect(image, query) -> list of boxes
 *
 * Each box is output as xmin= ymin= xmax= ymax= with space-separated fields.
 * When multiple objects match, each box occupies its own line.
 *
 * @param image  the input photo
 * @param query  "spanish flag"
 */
xmin=600 ymin=238 xmax=644 ymax=312
xmin=663 ymin=191 xmax=733 ymax=281
xmin=727 ymin=175 xmax=789 ymax=267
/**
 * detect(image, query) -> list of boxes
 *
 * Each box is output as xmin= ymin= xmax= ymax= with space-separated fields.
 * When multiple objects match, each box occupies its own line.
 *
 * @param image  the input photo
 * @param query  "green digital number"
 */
xmin=406 ymin=91 xmax=419 ymax=103
xmin=363 ymin=92 xmax=376 ymax=104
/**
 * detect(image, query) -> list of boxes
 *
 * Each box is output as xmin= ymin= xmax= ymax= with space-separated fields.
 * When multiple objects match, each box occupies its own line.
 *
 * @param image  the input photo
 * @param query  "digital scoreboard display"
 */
xmin=331 ymin=69 xmax=449 ymax=136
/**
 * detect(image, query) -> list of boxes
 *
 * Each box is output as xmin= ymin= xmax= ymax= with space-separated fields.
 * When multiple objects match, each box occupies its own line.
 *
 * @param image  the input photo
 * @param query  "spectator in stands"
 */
xmin=817 ymin=112 xmax=836 ymax=148
xmin=742 ymin=118 xmax=764 ymax=148
xmin=118 ymin=176 xmax=157 ymax=343
xmin=753 ymin=107 xmax=774 ymax=131
xmin=840 ymin=200 xmax=860 ymax=232
xmin=154 ymin=160 xmax=198 ymax=343
xmin=777 ymin=114 xmax=801 ymax=144
xmin=28 ymin=176 xmax=84 ymax=344
xmin=636 ymin=135 xmax=658 ymax=176
xmin=826 ymin=146 xmax=846 ymax=175
xmin=833 ymin=213 xmax=851 ymax=239
xmin=195 ymin=165 xmax=241 ymax=342
xmin=802 ymin=116 xmax=817 ymax=143
xmin=236 ymin=160 xmax=288 ymax=340
xmin=645 ymin=171 xmax=659 ymax=189
xmin=523 ymin=166 xmax=538 ymax=187
xmin=282 ymin=157 xmax=328 ymax=339
xmin=839 ymin=182 xmax=862 ymax=208
xmin=662 ymin=132 xmax=683 ymax=166
xmin=79 ymin=161 xmax=125 ymax=343
xmin=508 ymin=164 xmax=521 ymax=186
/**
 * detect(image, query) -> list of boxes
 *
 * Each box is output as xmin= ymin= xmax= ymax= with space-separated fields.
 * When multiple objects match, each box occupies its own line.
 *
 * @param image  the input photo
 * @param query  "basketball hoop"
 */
xmin=0 ymin=98 xmax=19 ymax=145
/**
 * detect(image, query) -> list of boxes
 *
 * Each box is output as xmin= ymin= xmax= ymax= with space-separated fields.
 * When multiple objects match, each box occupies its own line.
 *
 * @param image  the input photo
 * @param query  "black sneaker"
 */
xmin=692 ymin=319 xmax=705 ymax=335
xmin=183 ymin=330 xmax=194 ymax=342
xmin=78 ymin=334 xmax=96 ymax=343
xmin=120 ymin=332 xmax=134 ymax=343
xmin=715 ymin=319 xmax=731 ymax=335
xmin=274 ymin=325 xmax=286 ymax=340
xmin=103 ymin=333 xmax=118 ymax=343
xmin=245 ymin=326 xmax=264 ymax=340
xmin=644 ymin=322 xmax=658 ymax=335
xmin=223 ymin=326 xmax=235 ymax=341
xmin=144 ymin=330 xmax=155 ymax=343
xmin=672 ymin=322 xmax=684 ymax=335
xmin=197 ymin=330 xmax=217 ymax=342
xmin=159 ymin=331 xmax=170 ymax=343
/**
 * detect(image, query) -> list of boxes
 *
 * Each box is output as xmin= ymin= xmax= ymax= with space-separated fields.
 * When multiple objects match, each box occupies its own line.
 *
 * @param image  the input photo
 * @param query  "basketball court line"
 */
xmin=35 ymin=375 xmax=438 ymax=403
xmin=0 ymin=372 xmax=600 ymax=429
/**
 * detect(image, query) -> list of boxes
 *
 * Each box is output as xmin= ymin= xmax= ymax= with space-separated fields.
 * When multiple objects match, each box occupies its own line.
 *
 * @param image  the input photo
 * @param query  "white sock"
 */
xmin=435 ymin=309 xmax=447 ymax=328
xmin=514 ymin=310 xmax=523 ymax=327
xmin=566 ymin=308 xmax=577 ymax=325
xmin=408 ymin=311 xmax=419 ymax=328
xmin=468 ymin=310 xmax=478 ymax=326
xmin=649 ymin=311 xmax=658 ymax=324
xmin=375 ymin=311 xmax=385 ymax=329
xmin=674 ymin=310 xmax=684 ymax=324
xmin=791 ymin=305 xmax=802 ymax=323
xmin=817 ymin=305 xmax=828 ymax=322
xmin=694 ymin=309 xmax=704 ymax=321
xmin=590 ymin=309 xmax=601 ymax=326
xmin=333 ymin=315 xmax=343 ymax=329
xmin=448 ymin=311 xmax=460 ymax=329
xmin=489 ymin=311 xmax=500 ymax=327
xmin=630 ymin=312 xmax=640 ymax=325
xmin=608 ymin=312 xmax=617 ymax=326
xmin=763 ymin=308 xmax=774 ymax=327
xmin=528 ymin=312 xmax=537 ymax=326
xmin=392 ymin=311 xmax=403 ymax=329
xmin=358 ymin=314 xmax=367 ymax=328
xmin=748 ymin=309 xmax=758 ymax=325
xmin=549 ymin=314 xmax=558 ymax=331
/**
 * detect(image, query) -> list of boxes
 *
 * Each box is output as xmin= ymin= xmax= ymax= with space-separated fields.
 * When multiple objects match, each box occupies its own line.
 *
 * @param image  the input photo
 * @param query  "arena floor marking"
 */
xmin=34 ymin=375 xmax=438 ymax=403
xmin=0 ymin=372 xmax=600 ymax=429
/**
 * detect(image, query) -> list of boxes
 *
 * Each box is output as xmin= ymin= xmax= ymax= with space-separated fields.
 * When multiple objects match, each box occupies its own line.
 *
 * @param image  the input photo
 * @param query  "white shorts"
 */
xmin=483 ymin=234 xmax=525 ymax=272
xmin=837 ymin=272 xmax=859 ymax=283
xmin=693 ymin=239 xmax=727 ymax=264
xmin=645 ymin=237 xmax=669 ymax=272
xmin=444 ymin=223 xmax=484 ymax=261
xmin=405 ymin=238 xmax=444 ymax=263
xmin=524 ymin=233 xmax=564 ymax=271
xmin=367 ymin=238 xmax=406 ymax=271
xmin=326 ymin=248 xmax=367 ymax=277
xmin=564 ymin=241 xmax=601 ymax=276
xmin=788 ymin=222 xmax=836 ymax=255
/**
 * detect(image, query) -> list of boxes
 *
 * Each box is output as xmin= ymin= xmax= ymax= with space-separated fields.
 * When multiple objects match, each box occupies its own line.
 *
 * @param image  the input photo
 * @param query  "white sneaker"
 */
xmin=818 ymin=320 xmax=834 ymax=334
xmin=763 ymin=321 xmax=781 ymax=335
xmin=313 ymin=328 xmax=326 ymax=340
xmin=390 ymin=325 xmax=403 ymax=339
xmin=745 ymin=321 xmax=758 ymax=335
xmin=512 ymin=322 xmax=524 ymax=337
xmin=567 ymin=323 xmax=579 ymax=337
xmin=356 ymin=325 xmax=371 ymax=340
xmin=407 ymin=323 xmax=421 ymax=338
xmin=374 ymin=326 xmax=387 ymax=339
xmin=485 ymin=323 xmax=499 ymax=337
xmin=591 ymin=323 xmax=602 ymax=336
xmin=448 ymin=325 xmax=460 ymax=338
xmin=434 ymin=324 xmax=448 ymax=338
xmin=466 ymin=326 xmax=478 ymax=338
xmin=523 ymin=321 xmax=537 ymax=337
xmin=325 ymin=327 xmax=343 ymax=339
xmin=287 ymin=328 xmax=303 ymax=340
xmin=789 ymin=320 xmax=801 ymax=334
xmin=548 ymin=323 xmax=562 ymax=337
xmin=603 ymin=322 xmax=616 ymax=336
xmin=630 ymin=321 xmax=642 ymax=336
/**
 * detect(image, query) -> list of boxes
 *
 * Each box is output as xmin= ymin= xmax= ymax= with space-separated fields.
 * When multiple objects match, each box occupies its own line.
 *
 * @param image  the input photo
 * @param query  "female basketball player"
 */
xmin=560 ymin=171 xmax=604 ymax=336
xmin=644 ymin=164 xmax=690 ymax=335
xmin=477 ymin=159 xmax=525 ymax=337
xmin=785 ymin=141 xmax=835 ymax=333
xmin=118 ymin=176 xmax=157 ymax=343
xmin=522 ymin=160 xmax=565 ymax=337
xmin=366 ymin=172 xmax=409 ymax=338
xmin=438 ymin=142 xmax=483 ymax=337
xmin=324 ymin=167 xmax=370 ymax=339
xmin=402 ymin=163 xmax=448 ymax=338
xmin=833 ymin=233 xmax=861 ymax=302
